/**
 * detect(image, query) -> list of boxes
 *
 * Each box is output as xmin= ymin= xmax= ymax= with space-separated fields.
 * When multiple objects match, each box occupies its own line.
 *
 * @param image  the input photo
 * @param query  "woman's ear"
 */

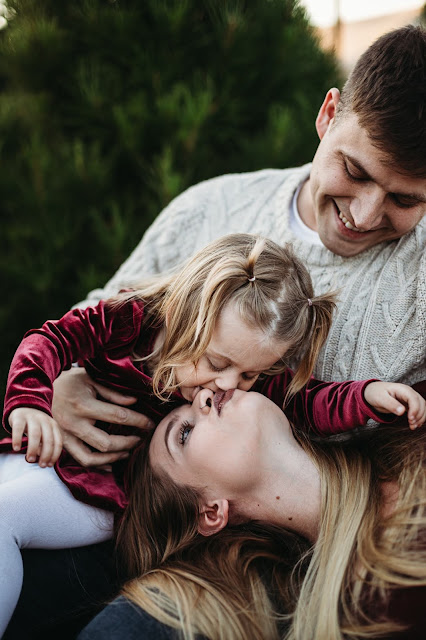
xmin=315 ymin=88 xmax=341 ymax=139
xmin=198 ymin=499 xmax=229 ymax=537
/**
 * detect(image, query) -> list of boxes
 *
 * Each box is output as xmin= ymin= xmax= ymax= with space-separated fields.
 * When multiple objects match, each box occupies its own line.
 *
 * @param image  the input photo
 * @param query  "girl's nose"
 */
xmin=215 ymin=370 xmax=241 ymax=391
xmin=216 ymin=372 xmax=255 ymax=392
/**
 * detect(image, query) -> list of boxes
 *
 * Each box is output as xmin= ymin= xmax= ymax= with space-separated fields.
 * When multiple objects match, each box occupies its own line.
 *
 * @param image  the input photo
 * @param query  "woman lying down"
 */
xmin=80 ymin=383 xmax=426 ymax=640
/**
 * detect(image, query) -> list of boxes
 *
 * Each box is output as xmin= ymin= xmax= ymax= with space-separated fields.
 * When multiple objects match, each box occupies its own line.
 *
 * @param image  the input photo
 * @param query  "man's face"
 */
xmin=300 ymin=90 xmax=426 ymax=257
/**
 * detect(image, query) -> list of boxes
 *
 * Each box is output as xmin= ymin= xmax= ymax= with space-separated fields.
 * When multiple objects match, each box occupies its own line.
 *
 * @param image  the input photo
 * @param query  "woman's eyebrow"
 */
xmin=165 ymin=416 xmax=178 ymax=458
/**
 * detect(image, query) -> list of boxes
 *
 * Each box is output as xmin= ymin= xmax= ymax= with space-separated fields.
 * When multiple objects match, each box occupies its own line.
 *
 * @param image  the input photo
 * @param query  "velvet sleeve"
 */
xmin=254 ymin=371 xmax=398 ymax=436
xmin=2 ymin=300 xmax=144 ymax=431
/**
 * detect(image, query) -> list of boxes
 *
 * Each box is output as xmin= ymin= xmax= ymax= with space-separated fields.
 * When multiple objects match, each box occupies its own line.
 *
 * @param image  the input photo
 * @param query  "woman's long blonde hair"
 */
xmin=116 ymin=423 xmax=426 ymax=640
xmin=116 ymin=432 xmax=309 ymax=640
xmin=112 ymin=233 xmax=336 ymax=400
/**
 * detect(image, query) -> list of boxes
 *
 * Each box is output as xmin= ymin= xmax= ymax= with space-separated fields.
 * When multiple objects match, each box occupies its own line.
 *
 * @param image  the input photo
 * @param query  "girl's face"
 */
xmin=149 ymin=387 xmax=295 ymax=498
xmin=175 ymin=301 xmax=290 ymax=402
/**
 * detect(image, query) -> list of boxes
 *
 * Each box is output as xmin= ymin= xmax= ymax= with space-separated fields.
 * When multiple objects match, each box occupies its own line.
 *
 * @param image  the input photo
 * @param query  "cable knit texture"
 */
xmin=79 ymin=164 xmax=426 ymax=385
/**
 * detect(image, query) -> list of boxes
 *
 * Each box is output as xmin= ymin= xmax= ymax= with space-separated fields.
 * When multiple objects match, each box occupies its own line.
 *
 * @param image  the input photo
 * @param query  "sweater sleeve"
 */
xmin=2 ymin=300 xmax=143 ymax=431
xmin=255 ymin=371 xmax=398 ymax=436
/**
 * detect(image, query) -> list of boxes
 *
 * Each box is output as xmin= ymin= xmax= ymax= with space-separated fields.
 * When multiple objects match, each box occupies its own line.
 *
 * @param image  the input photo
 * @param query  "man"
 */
xmin=6 ymin=24 xmax=426 ymax=638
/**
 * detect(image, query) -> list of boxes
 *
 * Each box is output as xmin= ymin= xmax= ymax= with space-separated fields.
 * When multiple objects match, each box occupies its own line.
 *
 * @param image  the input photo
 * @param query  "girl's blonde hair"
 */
xmin=115 ymin=423 xmax=426 ymax=640
xmin=113 ymin=233 xmax=336 ymax=400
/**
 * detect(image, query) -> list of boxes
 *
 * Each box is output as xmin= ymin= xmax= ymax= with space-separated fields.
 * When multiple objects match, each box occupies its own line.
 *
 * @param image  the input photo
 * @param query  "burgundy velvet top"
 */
xmin=2 ymin=299 xmax=392 ymax=514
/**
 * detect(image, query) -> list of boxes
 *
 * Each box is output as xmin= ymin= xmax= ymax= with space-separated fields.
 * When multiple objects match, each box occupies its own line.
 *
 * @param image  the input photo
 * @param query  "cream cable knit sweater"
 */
xmin=80 ymin=164 xmax=426 ymax=385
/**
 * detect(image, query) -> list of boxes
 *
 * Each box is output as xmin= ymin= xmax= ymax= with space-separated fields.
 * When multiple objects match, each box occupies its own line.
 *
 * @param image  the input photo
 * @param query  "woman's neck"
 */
xmin=239 ymin=443 xmax=321 ymax=542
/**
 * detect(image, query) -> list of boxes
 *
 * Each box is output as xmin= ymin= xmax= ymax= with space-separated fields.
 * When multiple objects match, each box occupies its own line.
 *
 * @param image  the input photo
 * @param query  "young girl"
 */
xmin=0 ymin=233 xmax=424 ymax=635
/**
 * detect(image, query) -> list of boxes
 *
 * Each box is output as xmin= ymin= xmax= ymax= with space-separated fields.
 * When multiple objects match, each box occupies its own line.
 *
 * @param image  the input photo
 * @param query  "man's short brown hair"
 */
xmin=336 ymin=25 xmax=426 ymax=177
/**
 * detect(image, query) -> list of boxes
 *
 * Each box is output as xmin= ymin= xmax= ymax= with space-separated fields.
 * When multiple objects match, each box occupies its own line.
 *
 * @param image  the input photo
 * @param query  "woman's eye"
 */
xmin=179 ymin=420 xmax=193 ymax=445
xmin=242 ymin=372 xmax=258 ymax=381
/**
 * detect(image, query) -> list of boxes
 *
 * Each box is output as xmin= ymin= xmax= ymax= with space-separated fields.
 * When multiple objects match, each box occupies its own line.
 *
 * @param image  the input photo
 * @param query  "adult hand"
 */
xmin=52 ymin=368 xmax=155 ymax=467
xmin=364 ymin=381 xmax=426 ymax=430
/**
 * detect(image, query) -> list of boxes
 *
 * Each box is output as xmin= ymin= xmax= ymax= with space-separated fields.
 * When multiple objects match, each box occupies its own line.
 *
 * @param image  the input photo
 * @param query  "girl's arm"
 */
xmin=3 ymin=300 xmax=144 ymax=461
xmin=256 ymin=372 xmax=426 ymax=436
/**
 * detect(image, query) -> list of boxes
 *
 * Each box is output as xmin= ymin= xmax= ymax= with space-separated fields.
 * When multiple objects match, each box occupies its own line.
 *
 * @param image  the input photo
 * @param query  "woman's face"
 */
xmin=149 ymin=387 xmax=294 ymax=500
xmin=174 ymin=301 xmax=289 ymax=402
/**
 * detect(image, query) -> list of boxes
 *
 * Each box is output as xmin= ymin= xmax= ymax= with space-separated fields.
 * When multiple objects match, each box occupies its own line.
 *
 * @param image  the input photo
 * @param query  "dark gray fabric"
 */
xmin=78 ymin=596 xmax=187 ymax=640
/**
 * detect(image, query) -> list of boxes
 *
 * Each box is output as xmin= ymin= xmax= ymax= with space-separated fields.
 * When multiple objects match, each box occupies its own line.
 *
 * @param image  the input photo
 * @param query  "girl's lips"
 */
xmin=213 ymin=389 xmax=235 ymax=415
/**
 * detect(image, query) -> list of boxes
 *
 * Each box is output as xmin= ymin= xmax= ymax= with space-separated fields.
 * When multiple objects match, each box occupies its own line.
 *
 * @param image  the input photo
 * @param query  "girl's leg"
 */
xmin=0 ymin=453 xmax=114 ymax=636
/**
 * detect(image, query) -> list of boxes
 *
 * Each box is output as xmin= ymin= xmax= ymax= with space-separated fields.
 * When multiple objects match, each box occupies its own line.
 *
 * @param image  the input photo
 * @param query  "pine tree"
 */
xmin=0 ymin=0 xmax=341 ymax=397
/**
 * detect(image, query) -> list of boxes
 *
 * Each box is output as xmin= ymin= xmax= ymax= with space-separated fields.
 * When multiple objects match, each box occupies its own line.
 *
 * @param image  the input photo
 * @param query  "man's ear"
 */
xmin=315 ymin=88 xmax=341 ymax=139
xmin=198 ymin=499 xmax=229 ymax=537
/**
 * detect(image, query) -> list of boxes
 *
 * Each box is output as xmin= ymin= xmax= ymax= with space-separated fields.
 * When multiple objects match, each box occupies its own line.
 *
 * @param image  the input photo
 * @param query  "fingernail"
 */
xmin=13 ymin=445 xmax=20 ymax=451
xmin=26 ymin=456 xmax=35 ymax=463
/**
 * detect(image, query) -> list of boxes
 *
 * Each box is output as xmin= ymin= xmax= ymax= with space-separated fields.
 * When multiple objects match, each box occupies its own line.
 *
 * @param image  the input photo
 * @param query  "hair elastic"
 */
xmin=248 ymin=276 xmax=256 ymax=282
xmin=307 ymin=298 xmax=313 ymax=306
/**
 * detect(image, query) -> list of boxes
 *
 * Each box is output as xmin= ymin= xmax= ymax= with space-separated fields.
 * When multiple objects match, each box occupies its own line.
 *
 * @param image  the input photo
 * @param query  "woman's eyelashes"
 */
xmin=179 ymin=420 xmax=193 ymax=446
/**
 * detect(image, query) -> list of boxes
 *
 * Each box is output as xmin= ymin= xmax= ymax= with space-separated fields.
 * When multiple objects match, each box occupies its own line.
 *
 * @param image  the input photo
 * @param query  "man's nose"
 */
xmin=350 ymin=187 xmax=385 ymax=231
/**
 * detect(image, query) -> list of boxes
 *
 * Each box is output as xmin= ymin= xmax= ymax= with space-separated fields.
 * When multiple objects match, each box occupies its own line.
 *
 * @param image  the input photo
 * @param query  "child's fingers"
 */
xmin=38 ymin=420 xmax=63 ymax=467
xmin=392 ymin=385 xmax=426 ymax=429
xmin=25 ymin=419 xmax=43 ymax=463
xmin=383 ymin=392 xmax=406 ymax=416
xmin=407 ymin=397 xmax=426 ymax=430
xmin=10 ymin=413 xmax=26 ymax=452
xmin=38 ymin=419 xmax=63 ymax=467
xmin=50 ymin=422 xmax=63 ymax=466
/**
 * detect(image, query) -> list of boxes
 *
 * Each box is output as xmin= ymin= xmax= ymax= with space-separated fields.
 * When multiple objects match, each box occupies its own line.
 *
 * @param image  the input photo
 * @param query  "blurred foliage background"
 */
xmin=0 ymin=0 xmax=342 ymax=404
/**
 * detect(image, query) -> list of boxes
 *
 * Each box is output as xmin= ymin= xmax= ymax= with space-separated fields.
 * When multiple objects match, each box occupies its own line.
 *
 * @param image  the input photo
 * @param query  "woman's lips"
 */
xmin=213 ymin=389 xmax=235 ymax=415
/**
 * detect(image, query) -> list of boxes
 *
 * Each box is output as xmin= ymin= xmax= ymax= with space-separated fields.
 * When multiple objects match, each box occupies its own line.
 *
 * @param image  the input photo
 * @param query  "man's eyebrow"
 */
xmin=345 ymin=153 xmax=426 ymax=203
xmin=165 ymin=416 xmax=177 ymax=459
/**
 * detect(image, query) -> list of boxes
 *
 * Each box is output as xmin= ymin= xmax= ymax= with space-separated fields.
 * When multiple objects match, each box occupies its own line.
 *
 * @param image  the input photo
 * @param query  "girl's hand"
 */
xmin=8 ymin=407 xmax=63 ymax=467
xmin=364 ymin=382 xmax=426 ymax=430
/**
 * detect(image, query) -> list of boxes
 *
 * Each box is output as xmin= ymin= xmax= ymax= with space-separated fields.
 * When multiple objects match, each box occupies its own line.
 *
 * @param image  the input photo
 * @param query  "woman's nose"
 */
xmin=197 ymin=388 xmax=214 ymax=413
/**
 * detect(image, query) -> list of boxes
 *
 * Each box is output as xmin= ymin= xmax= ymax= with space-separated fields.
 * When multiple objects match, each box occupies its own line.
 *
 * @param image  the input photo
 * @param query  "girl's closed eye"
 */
xmin=242 ymin=372 xmax=258 ymax=381
xmin=179 ymin=420 xmax=193 ymax=446
xmin=206 ymin=357 xmax=227 ymax=373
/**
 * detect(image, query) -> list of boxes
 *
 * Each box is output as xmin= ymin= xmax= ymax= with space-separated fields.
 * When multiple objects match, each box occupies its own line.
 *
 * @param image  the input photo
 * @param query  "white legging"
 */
xmin=0 ymin=453 xmax=114 ymax=637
